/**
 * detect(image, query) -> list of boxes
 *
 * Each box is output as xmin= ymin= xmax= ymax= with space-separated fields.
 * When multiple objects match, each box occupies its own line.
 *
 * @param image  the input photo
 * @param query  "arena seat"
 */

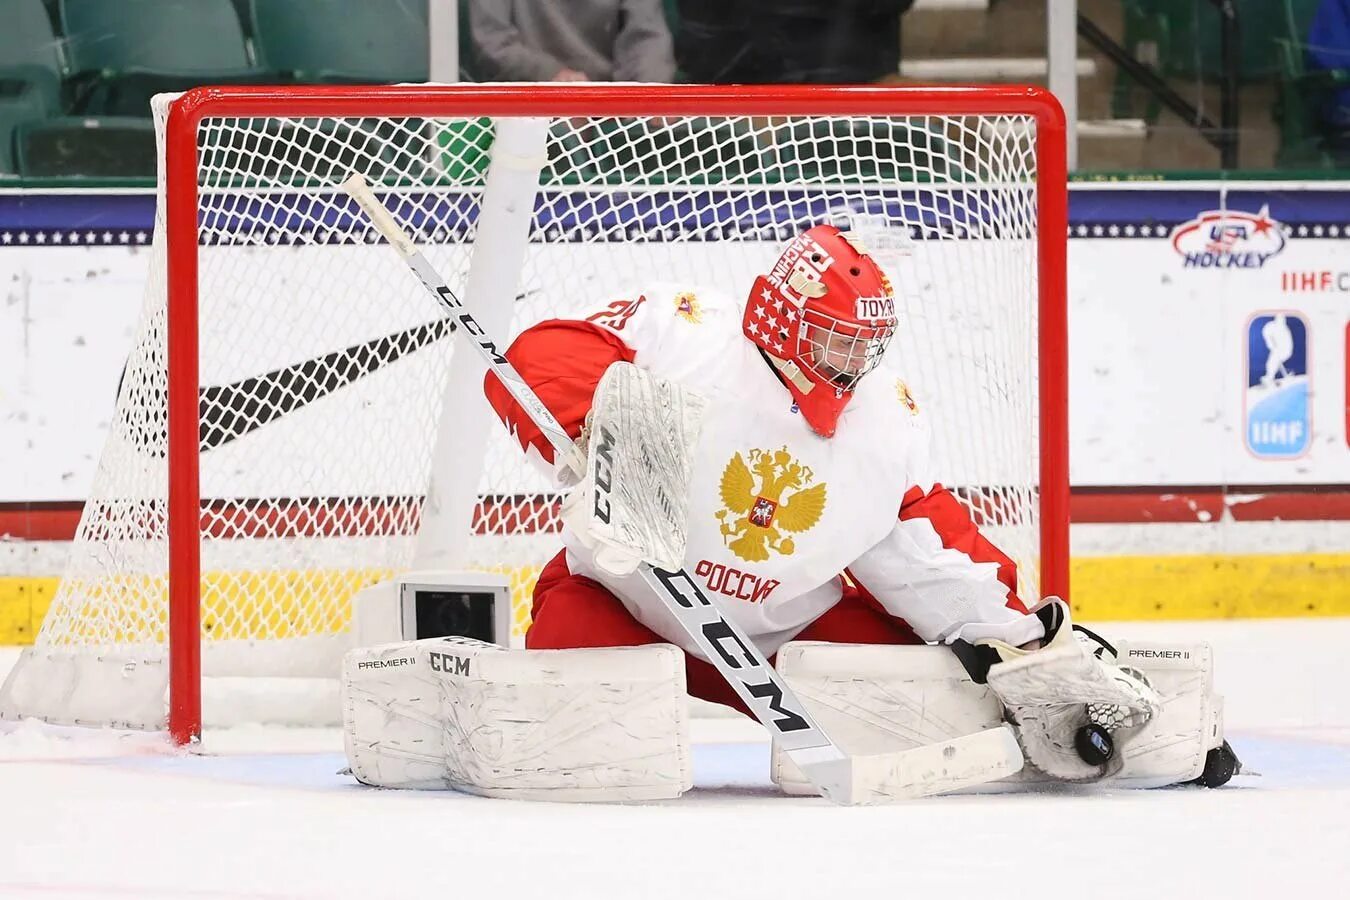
xmin=0 ymin=0 xmax=64 ymax=111
xmin=250 ymin=0 xmax=428 ymax=83
xmin=1112 ymin=0 xmax=1322 ymax=122
xmin=14 ymin=115 xmax=156 ymax=177
xmin=60 ymin=0 xmax=268 ymax=115
xmin=0 ymin=80 xmax=50 ymax=175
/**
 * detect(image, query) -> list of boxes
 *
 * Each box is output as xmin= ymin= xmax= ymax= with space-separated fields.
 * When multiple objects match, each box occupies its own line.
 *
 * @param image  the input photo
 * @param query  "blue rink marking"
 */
xmin=111 ymin=751 xmax=357 ymax=790
xmin=692 ymin=741 xmax=774 ymax=790
xmin=1224 ymin=731 xmax=1350 ymax=789
xmin=103 ymin=730 xmax=1350 ymax=794
xmin=106 ymin=740 xmax=778 ymax=793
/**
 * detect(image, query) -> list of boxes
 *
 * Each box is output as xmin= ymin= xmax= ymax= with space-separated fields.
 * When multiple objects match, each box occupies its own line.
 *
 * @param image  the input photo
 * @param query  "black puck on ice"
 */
xmin=1075 ymin=723 xmax=1115 ymax=766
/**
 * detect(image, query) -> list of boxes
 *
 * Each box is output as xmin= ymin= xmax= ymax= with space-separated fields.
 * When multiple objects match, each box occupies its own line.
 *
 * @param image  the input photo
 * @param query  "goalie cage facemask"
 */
xmin=744 ymin=224 xmax=898 ymax=438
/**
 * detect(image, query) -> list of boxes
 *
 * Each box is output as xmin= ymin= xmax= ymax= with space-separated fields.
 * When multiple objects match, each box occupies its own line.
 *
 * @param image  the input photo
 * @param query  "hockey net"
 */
xmin=0 ymin=85 xmax=1066 ymax=737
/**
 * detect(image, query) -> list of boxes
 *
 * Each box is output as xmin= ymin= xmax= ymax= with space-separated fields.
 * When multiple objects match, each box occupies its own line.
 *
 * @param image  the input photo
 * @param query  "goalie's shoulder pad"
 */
xmin=342 ymin=638 xmax=692 ymax=801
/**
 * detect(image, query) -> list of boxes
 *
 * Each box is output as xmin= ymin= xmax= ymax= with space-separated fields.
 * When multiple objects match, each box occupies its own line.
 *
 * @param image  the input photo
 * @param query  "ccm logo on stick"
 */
xmin=432 ymin=285 xmax=508 ymax=364
xmin=651 ymin=567 xmax=809 ymax=734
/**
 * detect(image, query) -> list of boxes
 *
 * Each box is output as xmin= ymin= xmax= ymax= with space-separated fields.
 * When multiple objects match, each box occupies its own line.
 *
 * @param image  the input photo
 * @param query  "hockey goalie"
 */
xmin=344 ymin=222 xmax=1236 ymax=801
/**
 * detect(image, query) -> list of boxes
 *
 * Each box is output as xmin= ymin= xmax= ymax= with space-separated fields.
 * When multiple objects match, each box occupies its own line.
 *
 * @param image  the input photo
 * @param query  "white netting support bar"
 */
xmin=414 ymin=116 xmax=550 ymax=570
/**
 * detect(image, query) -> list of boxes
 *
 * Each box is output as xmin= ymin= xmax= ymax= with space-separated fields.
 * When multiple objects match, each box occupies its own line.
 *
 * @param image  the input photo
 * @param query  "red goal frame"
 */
xmin=162 ymin=84 xmax=1069 ymax=744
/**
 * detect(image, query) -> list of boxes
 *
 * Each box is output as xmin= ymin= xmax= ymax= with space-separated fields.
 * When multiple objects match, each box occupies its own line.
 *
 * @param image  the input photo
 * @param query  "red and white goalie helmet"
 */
xmin=744 ymin=224 xmax=898 ymax=437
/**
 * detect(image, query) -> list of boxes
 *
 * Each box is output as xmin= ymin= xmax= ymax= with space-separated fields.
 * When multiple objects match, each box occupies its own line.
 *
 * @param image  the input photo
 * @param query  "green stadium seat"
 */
xmin=61 ymin=0 xmax=269 ymax=116
xmin=62 ymin=0 xmax=254 ymax=73
xmin=0 ymin=0 xmax=64 ymax=72
xmin=0 ymin=78 xmax=52 ymax=174
xmin=1113 ymin=0 xmax=1323 ymax=120
xmin=229 ymin=0 xmax=255 ymax=37
xmin=250 ymin=0 xmax=428 ymax=83
xmin=0 ymin=0 xmax=65 ymax=110
xmin=14 ymin=115 xmax=157 ymax=177
xmin=0 ymin=0 xmax=61 ymax=176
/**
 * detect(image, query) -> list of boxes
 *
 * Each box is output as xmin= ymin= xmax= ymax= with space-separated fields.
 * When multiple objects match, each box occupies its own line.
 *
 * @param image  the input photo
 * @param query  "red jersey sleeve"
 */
xmin=483 ymin=318 xmax=636 ymax=467
xmin=897 ymin=484 xmax=1024 ymax=611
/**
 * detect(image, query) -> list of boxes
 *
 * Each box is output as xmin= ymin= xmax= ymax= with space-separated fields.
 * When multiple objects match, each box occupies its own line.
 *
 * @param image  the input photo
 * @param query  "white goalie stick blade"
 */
xmin=844 ymin=727 xmax=1025 ymax=804
xmin=784 ymin=727 xmax=1023 ymax=805
xmin=342 ymin=173 xmax=1017 ymax=805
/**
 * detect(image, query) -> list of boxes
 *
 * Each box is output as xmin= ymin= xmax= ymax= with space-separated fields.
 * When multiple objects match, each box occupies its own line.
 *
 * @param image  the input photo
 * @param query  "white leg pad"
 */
xmin=771 ymin=640 xmax=1224 ymax=795
xmin=771 ymin=642 xmax=1008 ymax=796
xmin=342 ymin=638 xmax=692 ymax=801
xmin=1110 ymin=640 xmax=1222 ymax=788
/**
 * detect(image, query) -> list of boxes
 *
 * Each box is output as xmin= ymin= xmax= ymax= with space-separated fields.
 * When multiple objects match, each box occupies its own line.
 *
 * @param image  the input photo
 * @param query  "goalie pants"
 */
xmin=526 ymin=549 xmax=922 ymax=716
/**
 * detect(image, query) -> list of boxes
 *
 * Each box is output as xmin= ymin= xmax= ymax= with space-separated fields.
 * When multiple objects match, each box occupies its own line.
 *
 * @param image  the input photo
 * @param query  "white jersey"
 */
xmin=543 ymin=284 xmax=1040 ymax=659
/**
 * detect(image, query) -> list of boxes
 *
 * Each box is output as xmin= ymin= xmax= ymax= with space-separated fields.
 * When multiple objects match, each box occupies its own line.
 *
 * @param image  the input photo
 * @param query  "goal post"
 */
xmin=0 ymin=84 xmax=1068 ymax=745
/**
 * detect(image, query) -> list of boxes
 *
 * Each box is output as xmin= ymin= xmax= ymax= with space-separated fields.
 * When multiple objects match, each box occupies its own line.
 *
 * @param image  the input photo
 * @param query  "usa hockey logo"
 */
xmin=1244 ymin=312 xmax=1310 ymax=458
xmin=1171 ymin=205 xmax=1287 ymax=269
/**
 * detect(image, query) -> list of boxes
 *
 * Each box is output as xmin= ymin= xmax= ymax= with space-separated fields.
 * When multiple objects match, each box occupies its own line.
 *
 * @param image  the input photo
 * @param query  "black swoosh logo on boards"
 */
xmin=198 ymin=318 xmax=453 ymax=451
xmin=120 ymin=318 xmax=452 ymax=454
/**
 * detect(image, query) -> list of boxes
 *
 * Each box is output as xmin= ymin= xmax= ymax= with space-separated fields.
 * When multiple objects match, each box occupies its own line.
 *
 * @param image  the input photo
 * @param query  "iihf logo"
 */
xmin=1171 ymin=205 xmax=1287 ymax=269
xmin=1244 ymin=312 xmax=1310 ymax=458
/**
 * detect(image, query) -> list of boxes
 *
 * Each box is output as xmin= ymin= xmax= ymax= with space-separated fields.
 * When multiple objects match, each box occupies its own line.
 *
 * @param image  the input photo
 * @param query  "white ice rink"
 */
xmin=2 ymin=619 xmax=1348 ymax=900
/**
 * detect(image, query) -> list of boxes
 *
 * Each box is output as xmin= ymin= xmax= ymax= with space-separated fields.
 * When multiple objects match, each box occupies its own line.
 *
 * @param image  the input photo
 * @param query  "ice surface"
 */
xmin=1 ymin=620 xmax=1348 ymax=899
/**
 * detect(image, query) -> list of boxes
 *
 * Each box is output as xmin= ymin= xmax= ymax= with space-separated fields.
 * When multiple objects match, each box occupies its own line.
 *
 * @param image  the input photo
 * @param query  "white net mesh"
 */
xmin=9 ymin=92 xmax=1044 ymax=727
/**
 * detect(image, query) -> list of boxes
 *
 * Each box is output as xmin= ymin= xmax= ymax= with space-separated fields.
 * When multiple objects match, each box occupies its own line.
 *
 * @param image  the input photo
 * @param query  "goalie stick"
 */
xmin=341 ymin=173 xmax=1024 ymax=804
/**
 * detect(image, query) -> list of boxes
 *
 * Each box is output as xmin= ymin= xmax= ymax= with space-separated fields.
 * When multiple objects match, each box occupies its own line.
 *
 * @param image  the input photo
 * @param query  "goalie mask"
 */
xmin=744 ymin=224 xmax=898 ymax=438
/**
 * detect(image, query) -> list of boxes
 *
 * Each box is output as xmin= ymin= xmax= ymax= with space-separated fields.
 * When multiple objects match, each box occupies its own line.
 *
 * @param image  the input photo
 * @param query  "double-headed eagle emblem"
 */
xmin=716 ymin=447 xmax=827 ymax=562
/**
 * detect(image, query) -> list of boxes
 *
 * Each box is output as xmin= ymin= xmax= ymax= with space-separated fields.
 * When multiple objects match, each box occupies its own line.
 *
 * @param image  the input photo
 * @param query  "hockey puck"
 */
xmin=1075 ymin=723 xmax=1114 ymax=766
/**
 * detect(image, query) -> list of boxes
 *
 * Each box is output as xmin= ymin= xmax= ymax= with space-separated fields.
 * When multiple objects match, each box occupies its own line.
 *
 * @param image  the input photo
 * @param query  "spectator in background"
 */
xmin=1307 ymin=0 xmax=1350 ymax=163
xmin=677 ymin=0 xmax=916 ymax=84
xmin=470 ymin=0 xmax=675 ymax=82
xmin=675 ymin=0 xmax=767 ymax=83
